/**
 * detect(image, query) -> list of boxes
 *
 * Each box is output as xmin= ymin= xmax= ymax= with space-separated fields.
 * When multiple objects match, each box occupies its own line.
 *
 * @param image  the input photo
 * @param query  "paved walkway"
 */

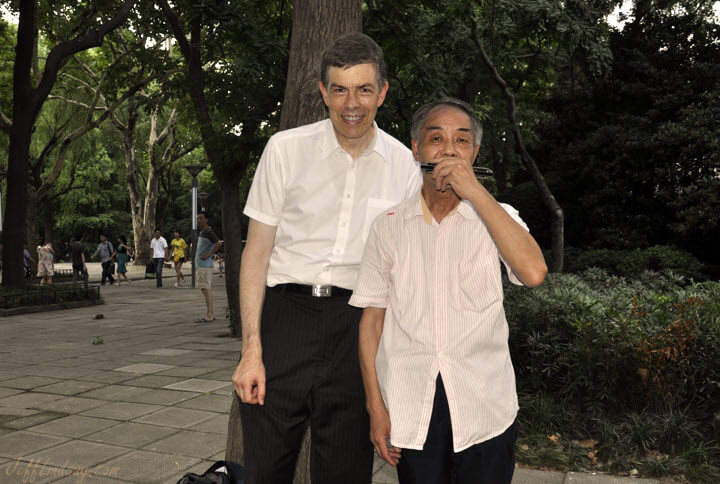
xmin=0 ymin=267 xmax=668 ymax=483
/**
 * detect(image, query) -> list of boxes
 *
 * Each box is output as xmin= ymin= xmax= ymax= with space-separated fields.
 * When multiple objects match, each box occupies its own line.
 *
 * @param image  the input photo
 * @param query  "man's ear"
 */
xmin=411 ymin=139 xmax=421 ymax=162
xmin=377 ymin=81 xmax=389 ymax=107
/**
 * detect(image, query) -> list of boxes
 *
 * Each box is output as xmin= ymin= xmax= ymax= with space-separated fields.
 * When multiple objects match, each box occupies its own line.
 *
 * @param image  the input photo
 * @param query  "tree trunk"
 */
xmin=226 ymin=2 xmax=363 ymax=482
xmin=472 ymin=23 xmax=565 ymax=272
xmin=2 ymin=0 xmax=135 ymax=288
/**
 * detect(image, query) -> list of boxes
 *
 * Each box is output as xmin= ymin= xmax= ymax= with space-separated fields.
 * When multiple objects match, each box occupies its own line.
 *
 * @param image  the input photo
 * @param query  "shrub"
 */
xmin=565 ymin=245 xmax=707 ymax=280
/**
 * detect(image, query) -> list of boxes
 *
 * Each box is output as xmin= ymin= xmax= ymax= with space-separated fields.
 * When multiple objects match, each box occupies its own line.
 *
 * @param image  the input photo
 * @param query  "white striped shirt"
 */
xmin=349 ymin=192 xmax=527 ymax=452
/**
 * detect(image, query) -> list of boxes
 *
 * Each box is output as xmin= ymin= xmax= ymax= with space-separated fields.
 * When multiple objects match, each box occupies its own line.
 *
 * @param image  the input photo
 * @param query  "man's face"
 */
xmin=197 ymin=214 xmax=207 ymax=229
xmin=174 ymin=232 xmax=180 ymax=239
xmin=318 ymin=63 xmax=388 ymax=152
xmin=154 ymin=230 xmax=161 ymax=239
xmin=100 ymin=235 xmax=106 ymax=243
xmin=412 ymin=106 xmax=480 ymax=180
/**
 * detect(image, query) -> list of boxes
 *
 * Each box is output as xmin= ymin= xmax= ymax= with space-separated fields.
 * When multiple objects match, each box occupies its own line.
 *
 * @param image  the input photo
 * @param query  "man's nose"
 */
xmin=442 ymin=139 xmax=458 ymax=156
xmin=346 ymin=90 xmax=360 ymax=108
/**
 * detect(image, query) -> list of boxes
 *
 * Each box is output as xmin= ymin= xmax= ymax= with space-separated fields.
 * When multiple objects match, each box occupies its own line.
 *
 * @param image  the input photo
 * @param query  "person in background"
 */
xmin=115 ymin=236 xmax=133 ymax=285
xmin=23 ymin=242 xmax=37 ymax=279
xmin=170 ymin=230 xmax=188 ymax=287
xmin=70 ymin=234 xmax=88 ymax=288
xmin=194 ymin=211 xmax=223 ymax=323
xmin=36 ymin=238 xmax=55 ymax=285
xmin=150 ymin=229 xmax=169 ymax=288
xmin=93 ymin=234 xmax=115 ymax=286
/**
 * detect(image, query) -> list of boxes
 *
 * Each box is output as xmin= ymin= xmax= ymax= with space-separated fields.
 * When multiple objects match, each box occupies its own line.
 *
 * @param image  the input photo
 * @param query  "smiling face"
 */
xmin=412 ymin=106 xmax=480 ymax=172
xmin=318 ymin=63 xmax=388 ymax=156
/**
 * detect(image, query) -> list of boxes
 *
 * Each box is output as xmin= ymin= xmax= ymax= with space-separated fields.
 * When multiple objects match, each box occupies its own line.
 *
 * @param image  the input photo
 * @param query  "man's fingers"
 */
xmin=257 ymin=379 xmax=266 ymax=406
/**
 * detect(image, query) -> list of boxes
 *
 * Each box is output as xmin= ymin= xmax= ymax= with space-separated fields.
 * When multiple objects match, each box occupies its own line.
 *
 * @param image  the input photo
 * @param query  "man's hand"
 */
xmin=431 ymin=157 xmax=484 ymax=200
xmin=369 ymin=404 xmax=401 ymax=467
xmin=232 ymin=348 xmax=266 ymax=405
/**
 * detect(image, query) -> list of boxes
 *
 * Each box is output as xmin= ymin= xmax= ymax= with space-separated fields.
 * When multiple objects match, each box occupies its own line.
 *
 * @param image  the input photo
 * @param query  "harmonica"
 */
xmin=418 ymin=163 xmax=494 ymax=179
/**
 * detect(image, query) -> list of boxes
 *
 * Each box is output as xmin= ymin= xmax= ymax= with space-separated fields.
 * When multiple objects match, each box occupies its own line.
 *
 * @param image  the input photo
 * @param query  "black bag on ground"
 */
xmin=176 ymin=460 xmax=244 ymax=484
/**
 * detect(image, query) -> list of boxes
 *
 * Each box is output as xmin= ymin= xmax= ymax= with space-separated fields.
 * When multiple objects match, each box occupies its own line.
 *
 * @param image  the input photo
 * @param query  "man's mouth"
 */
xmin=342 ymin=114 xmax=363 ymax=122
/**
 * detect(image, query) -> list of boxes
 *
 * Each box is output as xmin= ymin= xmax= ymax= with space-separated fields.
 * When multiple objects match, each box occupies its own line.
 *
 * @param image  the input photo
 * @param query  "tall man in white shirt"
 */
xmin=351 ymin=98 xmax=548 ymax=484
xmin=231 ymin=33 xmax=422 ymax=484
xmin=150 ymin=229 xmax=169 ymax=288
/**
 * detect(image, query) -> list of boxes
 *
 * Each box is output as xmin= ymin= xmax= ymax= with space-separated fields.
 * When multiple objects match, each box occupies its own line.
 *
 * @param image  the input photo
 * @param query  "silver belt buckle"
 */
xmin=311 ymin=284 xmax=332 ymax=297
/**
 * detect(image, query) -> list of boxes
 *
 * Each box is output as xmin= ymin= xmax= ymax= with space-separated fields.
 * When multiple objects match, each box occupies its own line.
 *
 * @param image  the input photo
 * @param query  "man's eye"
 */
xmin=458 ymin=138 xmax=469 ymax=144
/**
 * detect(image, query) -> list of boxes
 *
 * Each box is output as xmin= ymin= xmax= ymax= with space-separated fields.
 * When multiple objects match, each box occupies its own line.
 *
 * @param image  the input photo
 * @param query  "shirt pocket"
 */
xmin=363 ymin=198 xmax=397 ymax=242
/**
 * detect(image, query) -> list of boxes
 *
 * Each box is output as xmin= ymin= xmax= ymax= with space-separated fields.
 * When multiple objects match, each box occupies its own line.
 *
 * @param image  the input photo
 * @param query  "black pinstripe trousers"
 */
xmin=239 ymin=285 xmax=373 ymax=484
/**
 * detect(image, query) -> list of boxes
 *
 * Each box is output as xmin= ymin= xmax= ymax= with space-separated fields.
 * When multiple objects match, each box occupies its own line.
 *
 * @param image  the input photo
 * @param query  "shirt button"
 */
xmin=438 ymin=352 xmax=444 ymax=359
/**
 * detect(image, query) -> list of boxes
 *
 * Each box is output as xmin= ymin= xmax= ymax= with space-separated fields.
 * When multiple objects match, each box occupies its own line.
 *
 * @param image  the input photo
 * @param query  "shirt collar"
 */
xmin=320 ymin=119 xmax=389 ymax=163
xmin=408 ymin=191 xmax=477 ymax=224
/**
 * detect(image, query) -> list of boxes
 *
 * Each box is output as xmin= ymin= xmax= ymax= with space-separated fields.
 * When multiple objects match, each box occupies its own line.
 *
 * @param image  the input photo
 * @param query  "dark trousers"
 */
xmin=397 ymin=376 xmax=518 ymax=484
xmin=153 ymin=258 xmax=164 ymax=287
xmin=72 ymin=266 xmax=89 ymax=288
xmin=101 ymin=260 xmax=115 ymax=285
xmin=239 ymin=286 xmax=373 ymax=484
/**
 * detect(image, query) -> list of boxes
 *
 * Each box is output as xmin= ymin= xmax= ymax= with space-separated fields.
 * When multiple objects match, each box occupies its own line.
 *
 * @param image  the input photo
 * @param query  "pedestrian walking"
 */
xmin=93 ymin=234 xmax=115 ymax=286
xmin=150 ymin=229 xmax=169 ymax=288
xmin=115 ymin=236 xmax=133 ymax=285
xmin=36 ymin=238 xmax=55 ymax=285
xmin=170 ymin=231 xmax=188 ymax=287
xmin=69 ymin=234 xmax=89 ymax=288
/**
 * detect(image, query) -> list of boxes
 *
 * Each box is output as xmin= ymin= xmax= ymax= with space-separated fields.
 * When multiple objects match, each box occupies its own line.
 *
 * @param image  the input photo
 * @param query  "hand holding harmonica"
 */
xmin=419 ymin=163 xmax=493 ymax=179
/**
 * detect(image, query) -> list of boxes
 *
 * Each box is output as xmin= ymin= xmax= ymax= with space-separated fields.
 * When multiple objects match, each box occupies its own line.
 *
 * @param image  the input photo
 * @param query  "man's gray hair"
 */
xmin=411 ymin=97 xmax=483 ymax=146
xmin=320 ymin=33 xmax=387 ymax=88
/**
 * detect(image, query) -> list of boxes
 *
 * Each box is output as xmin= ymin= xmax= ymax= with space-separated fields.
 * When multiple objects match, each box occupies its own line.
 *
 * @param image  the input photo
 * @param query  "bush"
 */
xmin=507 ymin=270 xmax=720 ymax=481
xmin=564 ymin=245 xmax=707 ymax=280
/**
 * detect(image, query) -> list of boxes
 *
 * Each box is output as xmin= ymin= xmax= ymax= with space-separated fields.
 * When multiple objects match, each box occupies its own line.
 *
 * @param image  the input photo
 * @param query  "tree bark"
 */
xmin=472 ymin=22 xmax=565 ymax=272
xmin=226 ymin=2 xmax=362 ymax=482
xmin=2 ymin=0 xmax=135 ymax=288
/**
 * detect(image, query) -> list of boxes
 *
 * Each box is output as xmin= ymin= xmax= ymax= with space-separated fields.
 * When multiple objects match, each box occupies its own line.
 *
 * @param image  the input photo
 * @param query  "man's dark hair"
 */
xmin=411 ymin=97 xmax=483 ymax=147
xmin=75 ymin=233 xmax=83 ymax=241
xmin=198 ymin=210 xmax=208 ymax=219
xmin=320 ymin=33 xmax=387 ymax=88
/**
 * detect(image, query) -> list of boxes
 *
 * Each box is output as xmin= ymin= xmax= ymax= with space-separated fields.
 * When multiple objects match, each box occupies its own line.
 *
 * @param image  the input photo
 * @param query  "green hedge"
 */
xmin=0 ymin=284 xmax=101 ymax=309
xmin=506 ymin=269 xmax=720 ymax=481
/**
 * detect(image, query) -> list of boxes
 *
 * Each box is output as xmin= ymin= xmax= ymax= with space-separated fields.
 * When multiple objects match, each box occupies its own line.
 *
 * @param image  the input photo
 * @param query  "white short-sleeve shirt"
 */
xmin=350 ymin=192 xmax=528 ymax=452
xmin=244 ymin=119 xmax=423 ymax=289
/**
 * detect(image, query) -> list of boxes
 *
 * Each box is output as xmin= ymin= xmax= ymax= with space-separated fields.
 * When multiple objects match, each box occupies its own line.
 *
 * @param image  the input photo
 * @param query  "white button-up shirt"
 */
xmin=350 ymin=192 xmax=527 ymax=452
xmin=244 ymin=119 xmax=423 ymax=289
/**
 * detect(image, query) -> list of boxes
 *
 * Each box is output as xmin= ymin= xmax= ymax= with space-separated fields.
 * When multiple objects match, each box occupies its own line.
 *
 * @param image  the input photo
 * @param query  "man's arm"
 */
xmin=434 ymin=159 xmax=548 ymax=287
xmin=200 ymin=237 xmax=224 ymax=260
xmin=359 ymin=306 xmax=401 ymax=466
xmin=231 ymin=219 xmax=277 ymax=405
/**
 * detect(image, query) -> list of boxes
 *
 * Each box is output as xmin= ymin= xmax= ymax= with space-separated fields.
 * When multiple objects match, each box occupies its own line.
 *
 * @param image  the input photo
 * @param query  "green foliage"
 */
xmin=564 ymin=245 xmax=707 ymax=280
xmin=509 ymin=270 xmax=720 ymax=480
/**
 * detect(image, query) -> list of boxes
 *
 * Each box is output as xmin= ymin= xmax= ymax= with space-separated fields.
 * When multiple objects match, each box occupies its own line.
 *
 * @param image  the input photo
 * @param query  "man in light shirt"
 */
xmin=231 ymin=33 xmax=422 ymax=484
xmin=351 ymin=98 xmax=548 ymax=484
xmin=150 ymin=229 xmax=169 ymax=288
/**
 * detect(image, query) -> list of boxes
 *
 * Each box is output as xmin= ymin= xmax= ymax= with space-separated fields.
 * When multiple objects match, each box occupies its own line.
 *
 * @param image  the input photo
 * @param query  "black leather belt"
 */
xmin=272 ymin=283 xmax=353 ymax=298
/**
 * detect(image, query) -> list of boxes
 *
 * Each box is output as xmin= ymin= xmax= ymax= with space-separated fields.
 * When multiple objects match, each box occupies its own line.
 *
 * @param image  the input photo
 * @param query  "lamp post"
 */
xmin=197 ymin=192 xmax=208 ymax=212
xmin=184 ymin=164 xmax=206 ymax=288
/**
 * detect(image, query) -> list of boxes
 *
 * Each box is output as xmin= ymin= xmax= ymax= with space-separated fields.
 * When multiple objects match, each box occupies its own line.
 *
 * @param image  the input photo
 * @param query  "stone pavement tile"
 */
xmin=102 ymin=450 xmax=201 ymax=483
xmin=79 ymin=360 xmax=131 ymax=371
xmin=163 ymin=379 xmax=231 ymax=393
xmin=5 ymin=411 xmax=66 ymax=430
xmin=513 ymin=468 xmax=565 ymax=483
xmin=133 ymin=407 xmax=218 ymax=429
xmin=0 ymin=407 xmax=38 ymax=417
xmin=0 ymin=430 xmax=69 ymax=458
xmin=19 ymin=365 xmax=96 ymax=380
xmin=142 ymin=429 xmax=226 ymax=459
xmin=114 ymin=363 xmax=176 ymax=374
xmin=209 ymin=385 xmax=235 ymax=396
xmin=43 ymin=357 xmax=96 ymax=368
xmin=1 ymin=459 xmax=60 ymax=484
xmin=33 ymin=380 xmax=106 ymax=396
xmin=85 ymin=422 xmax=178 ymax=448
xmin=76 ymin=370 xmax=139 ymax=385
xmin=32 ymin=440 xmax=131 ymax=468
xmin=80 ymin=402 xmax=162 ymax=420
xmin=0 ymin=387 xmax=24 ymax=399
xmin=170 ymin=357 xmax=236 ymax=370
xmin=372 ymin=460 xmax=399 ymax=484
xmin=35 ymin=396 xmax=107 ymax=414
xmin=195 ymin=369 xmax=233 ymax=381
xmin=0 ymin=376 xmax=62 ymax=390
xmin=155 ymin=366 xmax=215 ymax=378
xmin=565 ymin=472 xmax=658 ymax=483
xmin=177 ymin=394 xmax=233 ymax=413
xmin=119 ymin=374 xmax=187 ymax=389
xmin=53 ymin=472 xmax=125 ymax=484
xmin=123 ymin=389 xmax=197 ymax=406
xmin=78 ymin=384 xmax=152 ymax=401
xmin=141 ymin=349 xmax=195 ymax=357
xmin=0 ymin=392 xmax=65 ymax=409
xmin=27 ymin=415 xmax=117 ymax=438
xmin=187 ymin=414 xmax=229 ymax=435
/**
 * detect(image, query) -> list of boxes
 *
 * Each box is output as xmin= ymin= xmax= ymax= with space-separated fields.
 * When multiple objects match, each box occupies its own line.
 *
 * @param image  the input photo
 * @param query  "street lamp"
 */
xmin=197 ymin=192 xmax=208 ymax=212
xmin=184 ymin=163 xmax=206 ymax=288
